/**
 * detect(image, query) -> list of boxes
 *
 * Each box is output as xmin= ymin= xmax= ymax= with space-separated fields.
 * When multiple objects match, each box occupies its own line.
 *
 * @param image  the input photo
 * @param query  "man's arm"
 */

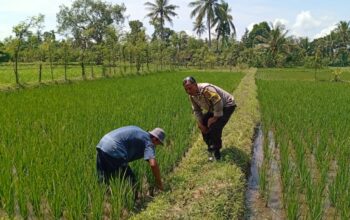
xmin=208 ymin=116 xmax=220 ymax=127
xmin=148 ymin=158 xmax=163 ymax=190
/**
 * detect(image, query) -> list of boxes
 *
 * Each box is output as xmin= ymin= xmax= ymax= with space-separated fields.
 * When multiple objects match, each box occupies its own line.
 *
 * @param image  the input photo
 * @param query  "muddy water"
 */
xmin=267 ymin=131 xmax=285 ymax=219
xmin=245 ymin=125 xmax=271 ymax=219
xmin=245 ymin=126 xmax=286 ymax=220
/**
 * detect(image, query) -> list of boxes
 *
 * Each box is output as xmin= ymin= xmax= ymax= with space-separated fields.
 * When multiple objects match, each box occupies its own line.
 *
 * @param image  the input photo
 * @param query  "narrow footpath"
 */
xmin=131 ymin=68 xmax=262 ymax=220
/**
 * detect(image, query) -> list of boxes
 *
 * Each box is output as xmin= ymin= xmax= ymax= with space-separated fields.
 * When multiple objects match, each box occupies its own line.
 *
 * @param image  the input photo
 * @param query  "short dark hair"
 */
xmin=183 ymin=76 xmax=196 ymax=85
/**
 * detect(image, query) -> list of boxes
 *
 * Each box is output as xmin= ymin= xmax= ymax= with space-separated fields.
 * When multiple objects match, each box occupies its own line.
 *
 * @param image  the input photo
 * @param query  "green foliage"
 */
xmin=0 ymin=51 xmax=10 ymax=63
xmin=0 ymin=70 xmax=242 ymax=218
xmin=56 ymin=0 xmax=126 ymax=44
xmin=0 ymin=2 xmax=349 ymax=70
xmin=257 ymin=71 xmax=350 ymax=219
xmin=245 ymin=21 xmax=271 ymax=48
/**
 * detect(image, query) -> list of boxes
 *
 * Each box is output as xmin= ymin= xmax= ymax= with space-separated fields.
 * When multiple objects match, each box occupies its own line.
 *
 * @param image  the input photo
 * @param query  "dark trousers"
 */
xmin=96 ymin=148 xmax=136 ymax=186
xmin=201 ymin=105 xmax=236 ymax=151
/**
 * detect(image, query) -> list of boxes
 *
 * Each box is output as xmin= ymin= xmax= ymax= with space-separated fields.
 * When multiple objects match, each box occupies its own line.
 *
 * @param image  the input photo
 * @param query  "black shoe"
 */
xmin=214 ymin=150 xmax=221 ymax=160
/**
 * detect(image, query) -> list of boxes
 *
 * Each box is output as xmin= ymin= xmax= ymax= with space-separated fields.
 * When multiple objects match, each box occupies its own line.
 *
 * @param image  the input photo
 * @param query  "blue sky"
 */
xmin=0 ymin=0 xmax=349 ymax=41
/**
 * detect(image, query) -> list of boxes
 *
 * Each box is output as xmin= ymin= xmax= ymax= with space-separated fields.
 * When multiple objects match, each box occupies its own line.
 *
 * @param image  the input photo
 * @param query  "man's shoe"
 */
xmin=214 ymin=150 xmax=221 ymax=160
xmin=208 ymin=151 xmax=214 ymax=162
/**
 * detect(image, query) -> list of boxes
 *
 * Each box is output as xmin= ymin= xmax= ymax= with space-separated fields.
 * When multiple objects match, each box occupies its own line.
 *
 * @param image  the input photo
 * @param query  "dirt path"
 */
xmin=131 ymin=68 xmax=261 ymax=219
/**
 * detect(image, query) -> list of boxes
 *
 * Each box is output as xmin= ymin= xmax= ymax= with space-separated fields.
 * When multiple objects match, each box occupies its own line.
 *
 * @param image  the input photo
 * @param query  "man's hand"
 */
xmin=149 ymin=158 xmax=164 ymax=191
xmin=197 ymin=122 xmax=209 ymax=134
xmin=208 ymin=117 xmax=219 ymax=127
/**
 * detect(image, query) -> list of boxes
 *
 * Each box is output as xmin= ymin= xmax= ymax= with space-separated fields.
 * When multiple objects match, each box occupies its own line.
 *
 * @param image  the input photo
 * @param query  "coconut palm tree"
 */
xmin=213 ymin=1 xmax=236 ymax=50
xmin=145 ymin=0 xmax=178 ymax=41
xmin=193 ymin=19 xmax=206 ymax=38
xmin=336 ymin=20 xmax=350 ymax=46
xmin=255 ymin=23 xmax=289 ymax=67
xmin=189 ymin=0 xmax=220 ymax=48
xmin=335 ymin=21 xmax=350 ymax=65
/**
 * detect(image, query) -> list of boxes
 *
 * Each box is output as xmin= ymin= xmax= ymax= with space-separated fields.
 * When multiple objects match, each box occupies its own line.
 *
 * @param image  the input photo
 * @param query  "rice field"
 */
xmin=257 ymin=68 xmax=350 ymax=219
xmin=256 ymin=67 xmax=350 ymax=81
xmin=2 ymin=65 xmax=349 ymax=219
xmin=0 ymin=70 xmax=243 ymax=219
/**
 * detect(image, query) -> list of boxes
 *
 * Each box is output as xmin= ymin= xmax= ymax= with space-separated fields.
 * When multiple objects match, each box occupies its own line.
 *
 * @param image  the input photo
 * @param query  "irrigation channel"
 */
xmin=238 ymin=68 xmax=285 ymax=219
xmin=245 ymin=126 xmax=286 ymax=219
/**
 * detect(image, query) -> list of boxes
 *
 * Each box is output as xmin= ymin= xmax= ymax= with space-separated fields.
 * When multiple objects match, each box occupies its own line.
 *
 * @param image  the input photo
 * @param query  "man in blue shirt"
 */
xmin=96 ymin=126 xmax=165 ymax=191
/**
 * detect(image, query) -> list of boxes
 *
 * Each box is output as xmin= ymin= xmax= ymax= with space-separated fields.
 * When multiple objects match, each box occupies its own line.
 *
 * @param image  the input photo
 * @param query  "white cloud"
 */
xmin=273 ymin=18 xmax=289 ymax=27
xmin=314 ymin=24 xmax=337 ymax=39
xmin=290 ymin=10 xmax=337 ymax=39
xmin=293 ymin=11 xmax=321 ymax=30
xmin=291 ymin=11 xmax=322 ymax=37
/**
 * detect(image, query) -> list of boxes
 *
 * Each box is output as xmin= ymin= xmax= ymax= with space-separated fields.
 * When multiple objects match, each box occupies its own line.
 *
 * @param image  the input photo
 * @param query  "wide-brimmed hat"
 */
xmin=149 ymin=128 xmax=165 ymax=144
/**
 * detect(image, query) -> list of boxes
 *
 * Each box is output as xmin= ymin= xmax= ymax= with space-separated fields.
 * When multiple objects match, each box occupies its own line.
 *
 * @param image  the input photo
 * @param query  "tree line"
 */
xmin=0 ymin=0 xmax=349 ymax=85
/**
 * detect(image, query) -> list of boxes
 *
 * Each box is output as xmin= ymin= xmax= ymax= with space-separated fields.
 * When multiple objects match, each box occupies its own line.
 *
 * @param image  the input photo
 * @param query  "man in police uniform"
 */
xmin=183 ymin=76 xmax=236 ymax=160
xmin=96 ymin=126 xmax=165 ymax=191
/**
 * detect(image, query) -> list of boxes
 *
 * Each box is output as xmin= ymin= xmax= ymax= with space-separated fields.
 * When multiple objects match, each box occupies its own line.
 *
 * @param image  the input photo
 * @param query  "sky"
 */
xmin=0 ymin=0 xmax=349 ymax=42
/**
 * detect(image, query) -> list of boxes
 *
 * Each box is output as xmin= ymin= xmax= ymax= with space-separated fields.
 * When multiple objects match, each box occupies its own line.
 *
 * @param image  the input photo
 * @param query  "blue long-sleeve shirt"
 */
xmin=96 ymin=126 xmax=155 ymax=162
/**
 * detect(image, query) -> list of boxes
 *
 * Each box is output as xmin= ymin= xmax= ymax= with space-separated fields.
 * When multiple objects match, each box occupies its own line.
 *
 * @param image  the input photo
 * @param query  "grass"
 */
xmin=131 ymin=69 xmax=260 ymax=219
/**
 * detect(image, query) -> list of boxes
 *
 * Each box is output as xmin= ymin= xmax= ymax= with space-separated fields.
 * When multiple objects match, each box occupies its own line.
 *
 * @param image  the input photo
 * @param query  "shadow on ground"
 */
xmin=221 ymin=146 xmax=250 ymax=178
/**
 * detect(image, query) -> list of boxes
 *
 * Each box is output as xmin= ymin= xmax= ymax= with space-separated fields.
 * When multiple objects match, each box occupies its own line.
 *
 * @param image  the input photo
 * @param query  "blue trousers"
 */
xmin=96 ymin=148 xmax=136 ymax=186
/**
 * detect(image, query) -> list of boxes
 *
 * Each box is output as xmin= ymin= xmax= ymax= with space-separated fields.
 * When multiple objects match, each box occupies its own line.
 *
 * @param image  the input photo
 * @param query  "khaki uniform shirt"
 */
xmin=188 ymin=83 xmax=235 ymax=122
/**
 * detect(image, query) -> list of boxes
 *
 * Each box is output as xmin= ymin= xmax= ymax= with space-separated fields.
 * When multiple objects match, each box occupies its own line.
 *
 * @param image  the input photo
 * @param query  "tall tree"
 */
xmin=57 ymin=39 xmax=73 ymax=81
xmin=126 ymin=20 xmax=147 ymax=73
xmin=103 ymin=27 xmax=120 ymax=76
xmin=246 ymin=22 xmax=271 ymax=48
xmin=255 ymin=23 xmax=289 ymax=67
xmin=213 ymin=1 xmax=236 ymax=50
xmin=336 ymin=21 xmax=350 ymax=45
xmin=57 ymin=0 xmax=125 ymax=45
xmin=11 ymin=14 xmax=44 ymax=85
xmin=144 ymin=0 xmax=178 ymax=41
xmin=42 ymin=31 xmax=57 ymax=80
xmin=193 ymin=19 xmax=206 ymax=38
xmin=189 ymin=0 xmax=220 ymax=48
xmin=335 ymin=21 xmax=350 ymax=66
xmin=57 ymin=0 xmax=126 ymax=74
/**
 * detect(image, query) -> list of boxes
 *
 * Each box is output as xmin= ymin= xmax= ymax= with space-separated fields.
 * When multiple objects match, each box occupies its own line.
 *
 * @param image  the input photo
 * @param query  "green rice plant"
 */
xmin=306 ymin=180 xmax=324 ymax=220
xmin=258 ymin=163 xmax=268 ymax=198
xmin=0 ymin=70 xmax=243 ymax=218
xmin=256 ymin=67 xmax=350 ymax=81
xmin=284 ymin=181 xmax=300 ymax=220
xmin=257 ymin=71 xmax=350 ymax=219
